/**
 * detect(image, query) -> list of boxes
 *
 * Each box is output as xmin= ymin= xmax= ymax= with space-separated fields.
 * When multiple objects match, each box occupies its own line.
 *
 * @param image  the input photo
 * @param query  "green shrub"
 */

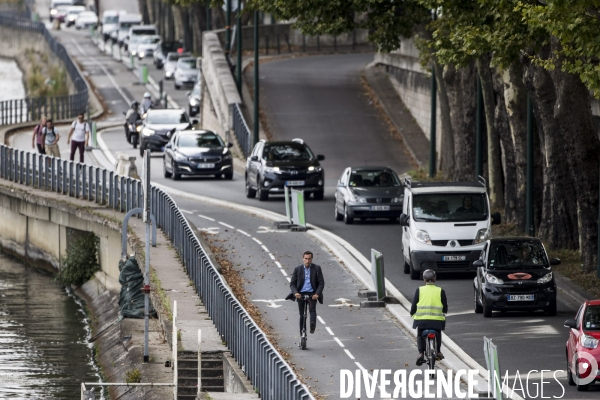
xmin=124 ymin=368 xmax=142 ymax=384
xmin=58 ymin=231 xmax=100 ymax=287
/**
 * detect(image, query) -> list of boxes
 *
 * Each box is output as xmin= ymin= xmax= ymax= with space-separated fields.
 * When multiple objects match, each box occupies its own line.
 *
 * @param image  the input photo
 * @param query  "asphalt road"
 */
xmin=24 ymin=1 xmax=600 ymax=397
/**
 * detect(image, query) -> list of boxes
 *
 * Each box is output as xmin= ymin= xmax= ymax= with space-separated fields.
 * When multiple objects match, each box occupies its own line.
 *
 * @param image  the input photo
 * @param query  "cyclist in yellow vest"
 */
xmin=410 ymin=269 xmax=448 ymax=366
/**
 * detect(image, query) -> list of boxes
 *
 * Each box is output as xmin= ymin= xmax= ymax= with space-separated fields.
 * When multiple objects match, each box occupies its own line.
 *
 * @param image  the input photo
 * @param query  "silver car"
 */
xmin=174 ymin=57 xmax=199 ymax=90
xmin=334 ymin=166 xmax=404 ymax=224
xmin=164 ymin=52 xmax=191 ymax=80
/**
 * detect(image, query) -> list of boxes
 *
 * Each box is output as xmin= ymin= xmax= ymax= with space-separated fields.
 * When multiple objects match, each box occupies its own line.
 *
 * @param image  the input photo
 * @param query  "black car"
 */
xmin=245 ymin=139 xmax=325 ymax=201
xmin=334 ymin=166 xmax=404 ymax=224
xmin=139 ymin=109 xmax=197 ymax=157
xmin=153 ymin=40 xmax=184 ymax=69
xmin=187 ymin=82 xmax=201 ymax=116
xmin=163 ymin=130 xmax=233 ymax=180
xmin=473 ymin=237 xmax=560 ymax=317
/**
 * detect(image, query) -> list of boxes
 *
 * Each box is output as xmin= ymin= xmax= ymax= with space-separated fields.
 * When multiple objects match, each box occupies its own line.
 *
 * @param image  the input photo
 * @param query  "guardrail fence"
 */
xmin=0 ymin=145 xmax=314 ymax=400
xmin=232 ymin=103 xmax=252 ymax=157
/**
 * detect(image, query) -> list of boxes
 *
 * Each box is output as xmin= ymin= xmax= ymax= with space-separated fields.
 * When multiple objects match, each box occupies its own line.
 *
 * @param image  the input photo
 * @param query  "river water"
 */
xmin=0 ymin=254 xmax=102 ymax=398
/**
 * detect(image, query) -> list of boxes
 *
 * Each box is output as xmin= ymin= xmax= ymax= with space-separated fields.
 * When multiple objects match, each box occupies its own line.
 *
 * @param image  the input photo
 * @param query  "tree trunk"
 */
xmin=443 ymin=62 xmax=477 ymax=181
xmin=500 ymin=62 xmax=528 ymax=233
xmin=434 ymin=60 xmax=455 ymax=178
xmin=523 ymin=56 xmax=579 ymax=250
xmin=477 ymin=55 xmax=504 ymax=209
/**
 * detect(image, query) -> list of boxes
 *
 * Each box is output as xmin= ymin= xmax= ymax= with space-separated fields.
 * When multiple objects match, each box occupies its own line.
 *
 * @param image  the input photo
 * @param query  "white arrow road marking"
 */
xmin=199 ymin=227 xmax=220 ymax=235
xmin=329 ymin=298 xmax=359 ymax=307
xmin=253 ymin=299 xmax=286 ymax=308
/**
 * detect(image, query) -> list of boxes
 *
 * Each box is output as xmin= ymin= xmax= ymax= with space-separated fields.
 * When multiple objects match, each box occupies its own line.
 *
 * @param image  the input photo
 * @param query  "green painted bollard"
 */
xmin=141 ymin=66 xmax=148 ymax=84
xmin=130 ymin=54 xmax=135 ymax=70
xmin=92 ymin=122 xmax=97 ymax=148
xmin=33 ymin=13 xmax=39 ymax=22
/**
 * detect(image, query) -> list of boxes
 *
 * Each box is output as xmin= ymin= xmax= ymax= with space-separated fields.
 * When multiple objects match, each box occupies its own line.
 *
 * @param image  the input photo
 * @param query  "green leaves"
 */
xmin=58 ymin=232 xmax=100 ymax=287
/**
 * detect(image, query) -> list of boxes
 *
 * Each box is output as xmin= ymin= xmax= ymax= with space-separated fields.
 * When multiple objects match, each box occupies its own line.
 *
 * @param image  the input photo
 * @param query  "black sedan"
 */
xmin=473 ymin=237 xmax=560 ymax=317
xmin=139 ymin=109 xmax=197 ymax=157
xmin=163 ymin=130 xmax=233 ymax=180
xmin=153 ymin=40 xmax=184 ymax=69
xmin=334 ymin=167 xmax=404 ymax=224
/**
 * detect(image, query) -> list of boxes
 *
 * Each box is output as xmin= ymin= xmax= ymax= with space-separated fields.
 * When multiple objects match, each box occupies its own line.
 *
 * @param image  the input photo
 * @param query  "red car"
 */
xmin=565 ymin=299 xmax=600 ymax=391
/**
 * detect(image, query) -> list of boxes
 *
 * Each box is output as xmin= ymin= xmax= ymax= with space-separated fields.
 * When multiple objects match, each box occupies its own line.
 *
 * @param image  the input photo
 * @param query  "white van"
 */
xmin=115 ymin=14 xmax=142 ymax=47
xmin=101 ymin=10 xmax=126 ymax=41
xmin=400 ymin=176 xmax=501 ymax=280
xmin=127 ymin=25 xmax=159 ymax=55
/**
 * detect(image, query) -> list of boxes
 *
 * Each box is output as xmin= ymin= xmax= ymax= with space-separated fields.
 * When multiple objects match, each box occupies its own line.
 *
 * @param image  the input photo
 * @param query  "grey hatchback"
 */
xmin=334 ymin=167 xmax=404 ymax=224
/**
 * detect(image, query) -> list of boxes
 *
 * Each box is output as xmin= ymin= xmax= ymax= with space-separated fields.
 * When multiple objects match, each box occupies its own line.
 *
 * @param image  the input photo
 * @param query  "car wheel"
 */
xmin=403 ymin=261 xmax=410 ymax=274
xmin=545 ymin=301 xmax=557 ymax=316
xmin=258 ymin=180 xmax=269 ymax=201
xmin=245 ymin=175 xmax=256 ymax=198
xmin=409 ymin=263 xmax=420 ymax=280
xmin=172 ymin=161 xmax=181 ymax=180
xmin=343 ymin=205 xmax=354 ymax=224
xmin=313 ymin=190 xmax=324 ymax=200
xmin=482 ymin=294 xmax=492 ymax=318
xmin=174 ymin=83 xmax=180 ymax=90
xmin=567 ymin=353 xmax=575 ymax=386
xmin=334 ymin=201 xmax=343 ymax=221
xmin=575 ymin=359 xmax=589 ymax=391
xmin=163 ymin=160 xmax=171 ymax=178
xmin=474 ymin=288 xmax=483 ymax=314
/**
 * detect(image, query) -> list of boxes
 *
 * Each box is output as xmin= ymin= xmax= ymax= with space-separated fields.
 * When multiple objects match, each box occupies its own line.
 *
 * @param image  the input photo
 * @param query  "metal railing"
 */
xmin=0 ymin=145 xmax=314 ymax=400
xmin=232 ymin=103 xmax=252 ymax=157
xmin=0 ymin=14 xmax=88 ymax=124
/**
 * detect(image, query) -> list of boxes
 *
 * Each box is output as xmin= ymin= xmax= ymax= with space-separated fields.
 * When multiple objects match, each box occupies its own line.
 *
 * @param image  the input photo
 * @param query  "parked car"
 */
xmin=245 ymin=139 xmax=325 ymax=201
xmin=174 ymin=57 xmax=199 ymax=89
xmin=136 ymin=35 xmax=160 ymax=60
xmin=164 ymin=51 xmax=191 ymax=80
xmin=334 ymin=167 xmax=404 ymax=224
xmin=65 ymin=5 xmax=86 ymax=27
xmin=75 ymin=11 xmax=98 ymax=30
xmin=187 ymin=81 xmax=201 ymax=116
xmin=153 ymin=40 xmax=184 ymax=69
xmin=139 ymin=109 xmax=197 ymax=157
xmin=163 ymin=130 xmax=233 ymax=180
xmin=564 ymin=299 xmax=600 ymax=391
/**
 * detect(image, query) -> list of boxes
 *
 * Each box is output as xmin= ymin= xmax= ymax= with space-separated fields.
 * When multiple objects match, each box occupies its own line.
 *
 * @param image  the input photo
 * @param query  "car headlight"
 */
xmin=265 ymin=166 xmax=280 ymax=173
xmin=223 ymin=153 xmax=232 ymax=160
xmin=142 ymin=127 xmax=155 ymax=136
xmin=414 ymin=229 xmax=432 ymax=245
xmin=485 ymin=273 xmax=503 ymax=284
xmin=349 ymin=195 xmax=366 ymax=204
xmin=474 ymin=228 xmax=490 ymax=244
xmin=139 ymin=51 xmax=145 ymax=58
xmin=537 ymin=272 xmax=553 ymax=284
xmin=580 ymin=334 xmax=599 ymax=349
xmin=136 ymin=125 xmax=142 ymax=133
xmin=51 ymin=9 xmax=57 ymax=15
xmin=174 ymin=152 xmax=187 ymax=161
xmin=308 ymin=166 xmax=322 ymax=172
xmin=189 ymin=98 xmax=199 ymax=106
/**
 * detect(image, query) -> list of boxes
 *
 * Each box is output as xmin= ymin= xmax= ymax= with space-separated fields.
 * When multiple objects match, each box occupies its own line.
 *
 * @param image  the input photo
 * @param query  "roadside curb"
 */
xmin=554 ymin=272 xmax=595 ymax=305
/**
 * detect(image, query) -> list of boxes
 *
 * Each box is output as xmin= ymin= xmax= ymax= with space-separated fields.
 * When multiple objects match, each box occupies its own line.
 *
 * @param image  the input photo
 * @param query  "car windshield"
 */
xmin=487 ymin=240 xmax=548 ymax=268
xmin=264 ymin=143 xmax=313 ymax=161
xmin=178 ymin=59 xmax=196 ymax=69
xmin=191 ymin=85 xmax=200 ymax=96
xmin=120 ymin=23 xmax=134 ymax=30
xmin=146 ymin=111 xmax=189 ymax=124
xmin=141 ymin=36 xmax=159 ymax=44
xmin=57 ymin=5 xmax=69 ymax=12
xmin=103 ymin=15 xmax=118 ymax=24
xmin=348 ymin=169 xmax=401 ymax=187
xmin=68 ymin=8 xmax=84 ymax=15
xmin=133 ymin=28 xmax=156 ymax=36
xmin=412 ymin=193 xmax=488 ymax=222
xmin=583 ymin=306 xmax=600 ymax=331
xmin=179 ymin=133 xmax=223 ymax=148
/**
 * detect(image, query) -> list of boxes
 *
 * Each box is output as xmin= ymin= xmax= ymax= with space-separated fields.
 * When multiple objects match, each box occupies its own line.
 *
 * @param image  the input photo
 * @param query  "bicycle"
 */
xmin=422 ymin=329 xmax=439 ymax=369
xmin=299 ymin=294 xmax=312 ymax=350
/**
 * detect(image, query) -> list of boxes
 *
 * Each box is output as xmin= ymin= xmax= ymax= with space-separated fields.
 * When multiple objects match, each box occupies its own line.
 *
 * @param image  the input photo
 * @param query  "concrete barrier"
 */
xmin=115 ymin=153 xmax=139 ymax=179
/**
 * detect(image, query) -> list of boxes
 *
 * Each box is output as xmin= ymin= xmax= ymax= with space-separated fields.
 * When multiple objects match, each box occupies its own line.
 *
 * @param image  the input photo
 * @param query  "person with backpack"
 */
xmin=42 ymin=119 xmax=61 ymax=158
xmin=31 ymin=116 xmax=47 ymax=154
xmin=66 ymin=113 xmax=90 ymax=163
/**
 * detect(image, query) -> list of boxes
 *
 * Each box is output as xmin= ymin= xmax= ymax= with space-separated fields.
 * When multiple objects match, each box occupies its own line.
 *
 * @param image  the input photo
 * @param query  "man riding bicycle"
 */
xmin=288 ymin=251 xmax=325 ymax=334
xmin=410 ymin=269 xmax=448 ymax=366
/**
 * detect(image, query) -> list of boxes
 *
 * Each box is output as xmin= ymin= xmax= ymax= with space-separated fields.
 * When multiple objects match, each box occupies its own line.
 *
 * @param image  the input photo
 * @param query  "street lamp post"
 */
xmin=526 ymin=93 xmax=534 ymax=236
xmin=253 ymin=11 xmax=259 ymax=146
xmin=236 ymin=10 xmax=242 ymax=93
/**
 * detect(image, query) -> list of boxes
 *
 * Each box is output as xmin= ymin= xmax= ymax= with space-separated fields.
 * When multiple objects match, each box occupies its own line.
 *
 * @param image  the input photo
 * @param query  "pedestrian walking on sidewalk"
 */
xmin=287 ymin=251 xmax=325 ymax=334
xmin=67 ymin=113 xmax=90 ymax=163
xmin=31 ymin=116 xmax=47 ymax=154
xmin=42 ymin=119 xmax=61 ymax=158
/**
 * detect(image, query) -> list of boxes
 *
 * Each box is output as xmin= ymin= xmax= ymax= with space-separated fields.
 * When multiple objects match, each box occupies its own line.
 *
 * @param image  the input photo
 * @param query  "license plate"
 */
xmin=197 ymin=163 xmax=215 ymax=169
xmin=442 ymin=255 xmax=466 ymax=261
xmin=370 ymin=205 xmax=390 ymax=211
xmin=508 ymin=295 xmax=534 ymax=301
xmin=286 ymin=181 xmax=305 ymax=186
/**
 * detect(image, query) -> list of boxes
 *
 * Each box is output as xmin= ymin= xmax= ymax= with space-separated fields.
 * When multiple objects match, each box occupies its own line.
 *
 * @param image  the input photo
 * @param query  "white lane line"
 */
xmin=344 ymin=349 xmax=355 ymax=360
xmin=280 ymin=269 xmax=287 ymax=277
xmin=355 ymin=362 xmax=367 ymax=372
xmin=286 ymin=277 xmax=291 ymax=282
xmin=237 ymin=229 xmax=251 ymax=237
xmin=317 ymin=316 xmax=325 ymax=325
xmin=181 ymin=209 xmax=192 ymax=214
xmin=268 ymin=253 xmax=276 ymax=260
xmin=253 ymin=238 xmax=262 ymax=245
xmin=197 ymin=214 xmax=215 ymax=222
xmin=219 ymin=222 xmax=235 ymax=229
xmin=261 ymin=245 xmax=270 ymax=253
xmin=275 ymin=261 xmax=283 ymax=269
xmin=334 ymin=337 xmax=345 ymax=348
xmin=326 ymin=327 xmax=334 ymax=336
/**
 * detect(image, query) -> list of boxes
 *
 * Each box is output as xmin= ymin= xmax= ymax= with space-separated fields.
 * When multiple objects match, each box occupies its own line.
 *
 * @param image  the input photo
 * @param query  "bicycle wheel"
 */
xmin=301 ymin=336 xmax=307 ymax=350
xmin=427 ymin=338 xmax=436 ymax=369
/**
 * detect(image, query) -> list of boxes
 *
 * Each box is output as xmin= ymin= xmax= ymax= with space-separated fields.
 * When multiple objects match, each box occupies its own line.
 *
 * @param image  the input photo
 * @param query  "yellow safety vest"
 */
xmin=413 ymin=284 xmax=445 ymax=321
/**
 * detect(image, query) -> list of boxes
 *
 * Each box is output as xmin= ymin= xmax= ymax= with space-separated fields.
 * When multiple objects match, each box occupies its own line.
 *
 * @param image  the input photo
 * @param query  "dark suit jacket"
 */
xmin=286 ymin=264 xmax=325 ymax=304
